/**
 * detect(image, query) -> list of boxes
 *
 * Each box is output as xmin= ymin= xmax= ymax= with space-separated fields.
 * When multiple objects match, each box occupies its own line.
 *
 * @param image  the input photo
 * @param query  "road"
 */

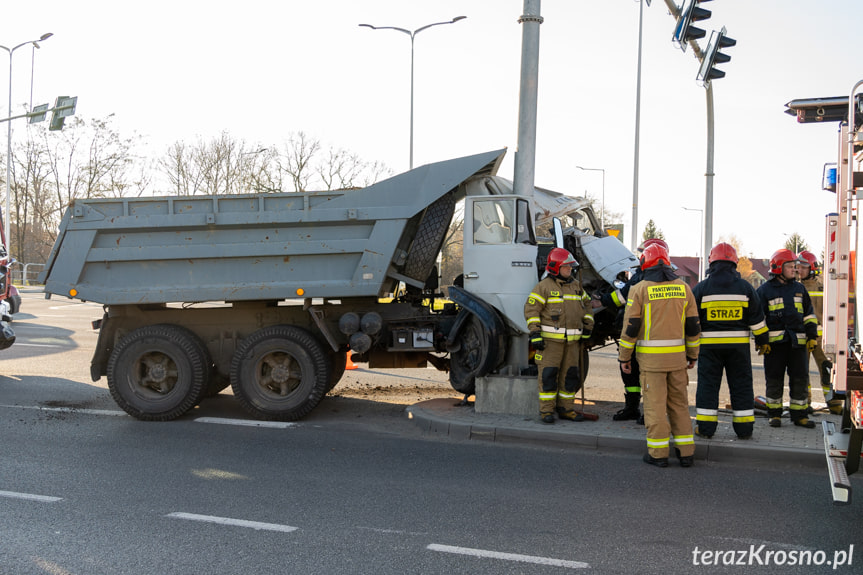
xmin=0 ymin=290 xmax=859 ymax=574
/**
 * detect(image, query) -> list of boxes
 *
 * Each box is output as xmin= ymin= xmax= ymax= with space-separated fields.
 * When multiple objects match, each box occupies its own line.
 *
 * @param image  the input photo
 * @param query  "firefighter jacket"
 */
xmin=618 ymin=265 xmax=701 ymax=372
xmin=756 ymin=276 xmax=818 ymax=347
xmin=801 ymin=275 xmax=824 ymax=336
xmin=525 ymin=275 xmax=594 ymax=343
xmin=692 ymin=261 xmax=769 ymax=348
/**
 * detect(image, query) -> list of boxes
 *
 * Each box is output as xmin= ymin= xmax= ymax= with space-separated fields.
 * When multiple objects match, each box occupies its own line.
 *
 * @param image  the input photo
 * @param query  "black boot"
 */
xmin=614 ymin=393 xmax=641 ymax=421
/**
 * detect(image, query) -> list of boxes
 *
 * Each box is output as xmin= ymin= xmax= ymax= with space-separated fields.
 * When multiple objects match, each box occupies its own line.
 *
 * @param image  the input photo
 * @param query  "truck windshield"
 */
xmin=559 ymin=208 xmax=598 ymax=237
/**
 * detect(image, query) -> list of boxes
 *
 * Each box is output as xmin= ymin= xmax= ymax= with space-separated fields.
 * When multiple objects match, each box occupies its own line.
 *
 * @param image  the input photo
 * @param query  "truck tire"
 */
xmin=449 ymin=314 xmax=489 ymax=395
xmin=230 ymin=326 xmax=331 ymax=421
xmin=106 ymin=324 xmax=211 ymax=421
xmin=403 ymin=193 xmax=455 ymax=282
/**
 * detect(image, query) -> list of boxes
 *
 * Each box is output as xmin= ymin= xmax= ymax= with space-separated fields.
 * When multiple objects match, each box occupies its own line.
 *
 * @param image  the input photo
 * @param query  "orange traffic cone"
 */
xmin=345 ymin=350 xmax=359 ymax=370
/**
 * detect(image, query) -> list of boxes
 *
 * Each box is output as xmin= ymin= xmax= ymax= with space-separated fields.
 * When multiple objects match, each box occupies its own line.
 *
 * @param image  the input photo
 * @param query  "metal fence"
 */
xmin=8 ymin=262 xmax=45 ymax=286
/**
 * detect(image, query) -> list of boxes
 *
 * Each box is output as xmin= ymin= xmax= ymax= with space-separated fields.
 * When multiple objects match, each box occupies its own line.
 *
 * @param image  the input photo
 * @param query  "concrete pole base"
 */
xmin=475 ymin=374 xmax=537 ymax=417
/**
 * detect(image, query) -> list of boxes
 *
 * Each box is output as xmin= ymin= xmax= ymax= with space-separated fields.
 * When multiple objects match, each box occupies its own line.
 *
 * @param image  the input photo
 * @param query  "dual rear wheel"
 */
xmin=106 ymin=324 xmax=336 ymax=421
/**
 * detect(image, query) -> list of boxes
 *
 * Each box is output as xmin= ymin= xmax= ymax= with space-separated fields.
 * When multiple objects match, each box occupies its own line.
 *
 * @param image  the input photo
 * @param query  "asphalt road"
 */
xmin=1 ymin=290 xmax=859 ymax=574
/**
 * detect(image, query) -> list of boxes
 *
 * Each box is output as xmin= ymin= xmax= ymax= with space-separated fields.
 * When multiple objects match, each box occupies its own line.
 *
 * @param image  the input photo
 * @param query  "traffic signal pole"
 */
xmin=704 ymin=81 xmax=714 ymax=279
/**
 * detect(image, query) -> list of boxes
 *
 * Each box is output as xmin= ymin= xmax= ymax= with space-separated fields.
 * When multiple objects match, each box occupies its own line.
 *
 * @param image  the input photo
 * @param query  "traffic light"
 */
xmin=697 ymin=27 xmax=736 ymax=84
xmin=672 ymin=0 xmax=712 ymax=52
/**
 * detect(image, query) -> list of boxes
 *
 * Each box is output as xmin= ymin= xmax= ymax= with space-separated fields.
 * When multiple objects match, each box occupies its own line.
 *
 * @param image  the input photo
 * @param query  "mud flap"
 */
xmin=446 ymin=286 xmax=507 ymax=392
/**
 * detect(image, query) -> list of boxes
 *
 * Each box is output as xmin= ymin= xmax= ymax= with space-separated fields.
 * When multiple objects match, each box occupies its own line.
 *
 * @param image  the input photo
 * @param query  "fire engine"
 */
xmin=786 ymin=81 xmax=863 ymax=504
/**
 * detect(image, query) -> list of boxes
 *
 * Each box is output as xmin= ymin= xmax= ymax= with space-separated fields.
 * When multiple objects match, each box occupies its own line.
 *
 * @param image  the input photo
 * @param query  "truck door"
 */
xmin=463 ymin=195 xmax=538 ymax=332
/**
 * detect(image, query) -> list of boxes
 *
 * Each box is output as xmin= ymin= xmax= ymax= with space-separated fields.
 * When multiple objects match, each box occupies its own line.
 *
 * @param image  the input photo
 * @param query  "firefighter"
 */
xmin=693 ymin=243 xmax=769 ymax=440
xmin=798 ymin=250 xmax=843 ymax=415
xmin=525 ymin=247 xmax=594 ymax=423
xmin=618 ymin=243 xmax=701 ymax=467
xmin=600 ymin=238 xmax=669 ymax=423
xmin=755 ymin=249 xmax=819 ymax=428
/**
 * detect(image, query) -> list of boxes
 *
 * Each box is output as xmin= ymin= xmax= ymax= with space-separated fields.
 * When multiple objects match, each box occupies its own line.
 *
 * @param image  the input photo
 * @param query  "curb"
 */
xmin=406 ymin=401 xmax=826 ymax=469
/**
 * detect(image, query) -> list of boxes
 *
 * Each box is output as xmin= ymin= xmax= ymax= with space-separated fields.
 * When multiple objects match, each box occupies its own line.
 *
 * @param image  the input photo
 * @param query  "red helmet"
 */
xmin=637 ymin=238 xmax=669 ymax=254
xmin=641 ymin=243 xmax=671 ymax=270
xmin=769 ymin=248 xmax=798 ymax=275
xmin=546 ymin=247 xmax=578 ymax=275
xmin=798 ymin=250 xmax=819 ymax=273
xmin=708 ymin=242 xmax=739 ymax=264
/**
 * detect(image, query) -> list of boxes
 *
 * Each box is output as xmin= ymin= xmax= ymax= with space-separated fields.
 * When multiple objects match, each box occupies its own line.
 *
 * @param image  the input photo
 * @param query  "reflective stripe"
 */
xmin=701 ymin=294 xmax=749 ymax=303
xmin=767 ymin=297 xmax=784 ymax=311
xmin=558 ymin=391 xmax=576 ymax=400
xmin=583 ymin=314 xmax=594 ymax=322
xmin=702 ymin=330 xmax=750 ymax=338
xmin=529 ymin=292 xmax=546 ymax=304
xmin=619 ymin=340 xmax=635 ymax=349
xmin=637 ymin=344 xmax=685 ymax=354
xmin=539 ymin=392 xmax=557 ymax=401
xmin=611 ymin=290 xmax=625 ymax=307
xmin=732 ymin=408 xmax=755 ymax=423
xmin=624 ymin=386 xmax=641 ymax=393
xmin=646 ymin=437 xmax=669 ymax=448
xmin=548 ymin=297 xmax=564 ymax=304
xmin=768 ymin=330 xmax=786 ymax=342
xmin=638 ymin=338 xmax=686 ymax=354
xmin=527 ymin=316 xmax=540 ymax=325
xmin=696 ymin=407 xmax=719 ymax=422
xmin=540 ymin=326 xmax=583 ymax=336
xmin=638 ymin=338 xmax=686 ymax=347
xmin=672 ymin=435 xmax=694 ymax=446
xmin=686 ymin=339 xmax=700 ymax=348
xmin=750 ymin=319 xmax=767 ymax=333
xmin=808 ymin=291 xmax=823 ymax=297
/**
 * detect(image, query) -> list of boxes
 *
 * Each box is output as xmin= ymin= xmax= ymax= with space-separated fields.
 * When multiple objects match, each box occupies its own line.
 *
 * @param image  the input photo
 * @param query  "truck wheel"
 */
xmin=106 ymin=324 xmax=211 ymax=421
xmin=404 ymin=193 xmax=455 ymax=282
xmin=327 ymin=350 xmax=347 ymax=393
xmin=449 ymin=315 xmax=489 ymax=395
xmin=230 ymin=326 xmax=331 ymax=421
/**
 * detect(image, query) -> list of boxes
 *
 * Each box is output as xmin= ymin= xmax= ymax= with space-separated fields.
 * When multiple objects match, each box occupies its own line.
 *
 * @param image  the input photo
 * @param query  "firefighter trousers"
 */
xmin=535 ymin=340 xmax=581 ymax=415
xmin=618 ymin=349 xmax=641 ymax=408
xmin=642 ymin=368 xmax=694 ymax=459
xmin=695 ymin=346 xmax=755 ymax=438
xmin=763 ymin=342 xmax=809 ymax=421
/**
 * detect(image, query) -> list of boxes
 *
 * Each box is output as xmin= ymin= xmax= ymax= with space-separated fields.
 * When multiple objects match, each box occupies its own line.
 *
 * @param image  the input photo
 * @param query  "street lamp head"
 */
xmin=358 ymin=24 xmax=375 ymax=29
xmin=452 ymin=16 xmax=467 ymax=23
xmin=39 ymin=33 xmax=54 ymax=41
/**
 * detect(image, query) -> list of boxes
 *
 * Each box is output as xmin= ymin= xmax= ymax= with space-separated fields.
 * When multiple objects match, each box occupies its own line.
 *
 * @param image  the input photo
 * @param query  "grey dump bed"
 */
xmin=40 ymin=149 xmax=505 ymax=305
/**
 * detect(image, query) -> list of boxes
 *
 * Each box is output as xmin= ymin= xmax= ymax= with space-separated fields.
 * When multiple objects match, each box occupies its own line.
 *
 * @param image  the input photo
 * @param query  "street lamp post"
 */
xmin=359 ymin=16 xmax=466 ymax=170
xmin=575 ymin=165 xmax=605 ymax=228
xmin=683 ymin=206 xmax=704 ymax=281
xmin=0 ymin=32 xmax=53 ymax=256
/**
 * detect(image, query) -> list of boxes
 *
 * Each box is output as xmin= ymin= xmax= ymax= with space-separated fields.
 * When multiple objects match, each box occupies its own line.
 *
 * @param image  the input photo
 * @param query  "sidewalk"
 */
xmin=406 ymin=397 xmax=839 ymax=468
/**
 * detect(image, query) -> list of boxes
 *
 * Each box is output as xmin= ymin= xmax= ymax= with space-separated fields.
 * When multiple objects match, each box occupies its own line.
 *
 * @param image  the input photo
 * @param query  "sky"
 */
xmin=2 ymin=0 xmax=861 ymax=261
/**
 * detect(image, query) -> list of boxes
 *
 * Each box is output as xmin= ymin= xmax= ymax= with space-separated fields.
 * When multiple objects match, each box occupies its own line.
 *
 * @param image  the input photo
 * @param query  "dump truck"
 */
xmin=38 ymin=148 xmax=637 ymax=422
xmin=786 ymin=83 xmax=863 ymax=504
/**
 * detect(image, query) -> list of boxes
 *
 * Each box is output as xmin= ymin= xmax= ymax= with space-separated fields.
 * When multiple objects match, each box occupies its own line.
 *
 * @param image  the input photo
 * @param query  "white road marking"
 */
xmin=166 ymin=512 xmax=298 ymax=532
xmin=194 ymin=417 xmax=297 ymax=429
xmin=7 ymin=343 xmax=65 ymax=348
xmin=0 ymin=405 xmax=127 ymax=417
xmin=427 ymin=544 xmax=590 ymax=569
xmin=0 ymin=490 xmax=63 ymax=503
